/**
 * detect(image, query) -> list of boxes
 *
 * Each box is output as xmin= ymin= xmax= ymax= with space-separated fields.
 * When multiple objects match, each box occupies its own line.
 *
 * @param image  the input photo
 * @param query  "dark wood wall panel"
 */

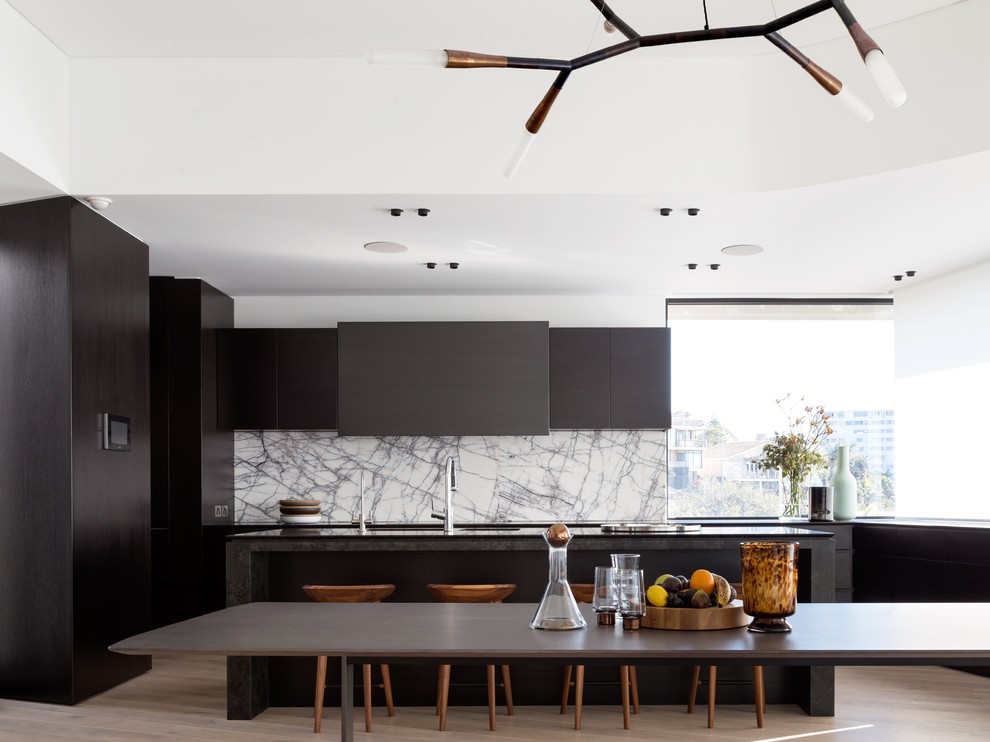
xmin=549 ymin=328 xmax=610 ymax=429
xmin=0 ymin=198 xmax=74 ymax=703
xmin=338 ymin=322 xmax=549 ymax=436
xmin=68 ymin=200 xmax=152 ymax=701
xmin=150 ymin=278 xmax=233 ymax=628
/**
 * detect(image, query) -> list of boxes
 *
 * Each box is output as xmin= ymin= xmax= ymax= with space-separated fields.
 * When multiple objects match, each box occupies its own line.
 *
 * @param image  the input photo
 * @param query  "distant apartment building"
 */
xmin=826 ymin=409 xmax=896 ymax=477
xmin=668 ymin=413 xmax=705 ymax=490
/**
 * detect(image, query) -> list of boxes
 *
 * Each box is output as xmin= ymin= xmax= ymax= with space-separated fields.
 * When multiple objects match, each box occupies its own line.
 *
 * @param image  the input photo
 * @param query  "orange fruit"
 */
xmin=689 ymin=569 xmax=715 ymax=595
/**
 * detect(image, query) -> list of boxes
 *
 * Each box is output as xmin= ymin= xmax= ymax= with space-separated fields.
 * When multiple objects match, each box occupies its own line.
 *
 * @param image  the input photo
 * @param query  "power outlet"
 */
xmin=221 ymin=505 xmax=229 ymax=517
xmin=214 ymin=505 xmax=223 ymax=518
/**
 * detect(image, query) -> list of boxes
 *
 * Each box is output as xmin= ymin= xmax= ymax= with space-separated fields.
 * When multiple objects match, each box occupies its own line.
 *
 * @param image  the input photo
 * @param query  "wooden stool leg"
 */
xmin=560 ymin=665 xmax=572 ymax=714
xmin=486 ymin=665 xmax=497 ymax=731
xmin=753 ymin=665 xmax=766 ymax=728
xmin=381 ymin=665 xmax=394 ymax=717
xmin=501 ymin=665 xmax=514 ymax=716
xmin=314 ymin=655 xmax=327 ymax=733
xmin=363 ymin=664 xmax=373 ymax=733
xmin=707 ymin=666 xmax=716 ymax=729
xmin=687 ymin=665 xmax=700 ymax=714
xmin=438 ymin=664 xmax=451 ymax=731
xmin=574 ymin=665 xmax=585 ymax=730
xmin=630 ymin=665 xmax=640 ymax=714
xmin=620 ymin=665 xmax=631 ymax=730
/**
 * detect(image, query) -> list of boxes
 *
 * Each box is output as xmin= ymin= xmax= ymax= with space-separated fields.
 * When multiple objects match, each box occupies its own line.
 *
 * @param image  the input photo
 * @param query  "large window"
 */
xmin=666 ymin=300 xmax=895 ymax=518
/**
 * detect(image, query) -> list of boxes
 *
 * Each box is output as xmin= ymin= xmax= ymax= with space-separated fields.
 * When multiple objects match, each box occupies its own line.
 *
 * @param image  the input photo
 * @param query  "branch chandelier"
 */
xmin=369 ymin=0 xmax=906 ymax=176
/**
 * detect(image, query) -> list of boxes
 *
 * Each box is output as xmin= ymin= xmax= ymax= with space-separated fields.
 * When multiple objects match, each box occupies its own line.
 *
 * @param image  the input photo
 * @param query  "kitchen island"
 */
xmin=225 ymin=525 xmax=836 ymax=719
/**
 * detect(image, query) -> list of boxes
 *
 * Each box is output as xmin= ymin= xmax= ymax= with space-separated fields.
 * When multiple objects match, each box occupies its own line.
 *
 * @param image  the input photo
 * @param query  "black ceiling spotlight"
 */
xmin=710 ymin=263 xmax=720 ymax=270
xmin=906 ymin=270 xmax=917 ymax=277
xmin=659 ymin=207 xmax=673 ymax=216
xmin=893 ymin=274 xmax=903 ymax=281
xmin=688 ymin=208 xmax=701 ymax=216
xmin=417 ymin=208 xmax=431 ymax=217
xmin=687 ymin=263 xmax=698 ymax=270
xmin=449 ymin=262 xmax=460 ymax=269
xmin=426 ymin=262 xmax=437 ymax=269
xmin=390 ymin=208 xmax=403 ymax=217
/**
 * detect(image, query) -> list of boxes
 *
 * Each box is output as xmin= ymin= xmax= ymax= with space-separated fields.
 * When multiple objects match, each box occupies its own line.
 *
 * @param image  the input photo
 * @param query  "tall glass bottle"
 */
xmin=830 ymin=443 xmax=857 ymax=521
xmin=531 ymin=524 xmax=587 ymax=630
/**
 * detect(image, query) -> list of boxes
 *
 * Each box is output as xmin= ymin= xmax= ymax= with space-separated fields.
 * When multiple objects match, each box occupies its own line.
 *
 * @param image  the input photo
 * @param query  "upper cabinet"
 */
xmin=217 ymin=328 xmax=337 ymax=430
xmin=549 ymin=327 xmax=671 ymax=430
xmin=337 ymin=321 xmax=549 ymax=436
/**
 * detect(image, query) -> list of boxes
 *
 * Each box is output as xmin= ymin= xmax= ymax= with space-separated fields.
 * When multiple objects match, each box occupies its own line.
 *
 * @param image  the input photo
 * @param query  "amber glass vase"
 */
xmin=740 ymin=541 xmax=799 ymax=633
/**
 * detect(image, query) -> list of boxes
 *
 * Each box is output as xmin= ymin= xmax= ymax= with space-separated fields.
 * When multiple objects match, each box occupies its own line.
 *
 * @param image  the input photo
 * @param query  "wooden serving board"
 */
xmin=643 ymin=600 xmax=748 ymax=630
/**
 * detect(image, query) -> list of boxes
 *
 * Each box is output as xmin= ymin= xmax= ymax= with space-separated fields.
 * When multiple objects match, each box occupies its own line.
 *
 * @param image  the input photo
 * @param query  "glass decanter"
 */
xmin=530 ymin=523 xmax=587 ymax=630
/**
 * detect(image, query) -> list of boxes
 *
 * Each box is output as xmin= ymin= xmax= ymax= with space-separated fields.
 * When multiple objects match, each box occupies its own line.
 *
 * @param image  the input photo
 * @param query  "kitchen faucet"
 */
xmin=357 ymin=470 xmax=368 ymax=535
xmin=431 ymin=457 xmax=457 ymax=534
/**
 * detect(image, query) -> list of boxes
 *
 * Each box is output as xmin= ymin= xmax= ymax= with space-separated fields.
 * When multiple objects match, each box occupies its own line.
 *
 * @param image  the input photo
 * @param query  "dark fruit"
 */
xmin=691 ymin=589 xmax=710 ymax=609
xmin=675 ymin=589 xmax=695 ymax=604
xmin=709 ymin=592 xmax=718 ymax=607
xmin=666 ymin=594 xmax=684 ymax=608
xmin=676 ymin=575 xmax=689 ymax=589
xmin=659 ymin=575 xmax=682 ymax=592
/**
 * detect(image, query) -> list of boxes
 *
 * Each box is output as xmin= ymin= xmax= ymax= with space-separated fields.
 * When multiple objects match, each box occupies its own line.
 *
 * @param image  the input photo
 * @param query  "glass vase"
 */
xmin=781 ymin=472 xmax=806 ymax=518
xmin=740 ymin=541 xmax=799 ymax=633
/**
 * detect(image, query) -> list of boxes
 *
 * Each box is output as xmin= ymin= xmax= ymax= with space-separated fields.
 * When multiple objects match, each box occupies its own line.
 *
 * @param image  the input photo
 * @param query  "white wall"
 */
xmin=234 ymin=294 xmax=666 ymax=328
xmin=0 ymin=1 xmax=68 ymax=191
xmin=894 ymin=259 xmax=990 ymax=518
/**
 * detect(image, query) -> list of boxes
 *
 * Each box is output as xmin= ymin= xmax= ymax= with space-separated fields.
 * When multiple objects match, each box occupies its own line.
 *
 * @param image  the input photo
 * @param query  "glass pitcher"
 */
xmin=530 ymin=524 xmax=587 ymax=630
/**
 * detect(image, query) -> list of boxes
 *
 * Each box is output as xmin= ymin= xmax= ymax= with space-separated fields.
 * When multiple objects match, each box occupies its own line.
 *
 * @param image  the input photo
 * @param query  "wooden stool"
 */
xmin=687 ymin=585 xmax=765 ymax=729
xmin=560 ymin=583 xmax=640 ymax=730
xmin=426 ymin=584 xmax=516 ymax=732
xmin=303 ymin=584 xmax=396 ymax=734
xmin=688 ymin=665 xmax=765 ymax=728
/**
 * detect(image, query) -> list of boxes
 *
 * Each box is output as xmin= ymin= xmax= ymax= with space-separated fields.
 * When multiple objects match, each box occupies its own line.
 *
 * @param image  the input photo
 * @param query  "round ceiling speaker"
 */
xmin=720 ymin=244 xmax=764 ymax=256
xmin=363 ymin=241 xmax=408 ymax=254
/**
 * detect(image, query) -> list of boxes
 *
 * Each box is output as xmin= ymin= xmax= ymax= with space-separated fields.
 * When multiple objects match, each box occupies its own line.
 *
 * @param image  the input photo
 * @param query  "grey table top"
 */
xmin=111 ymin=602 xmax=990 ymax=665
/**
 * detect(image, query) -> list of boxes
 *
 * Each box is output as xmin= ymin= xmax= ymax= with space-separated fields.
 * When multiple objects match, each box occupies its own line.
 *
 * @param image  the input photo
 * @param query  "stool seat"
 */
xmin=427 ymin=583 xmax=516 ymax=603
xmin=304 ymin=584 xmax=395 ymax=734
xmin=303 ymin=584 xmax=395 ymax=603
xmin=428 ymin=583 xmax=516 ymax=731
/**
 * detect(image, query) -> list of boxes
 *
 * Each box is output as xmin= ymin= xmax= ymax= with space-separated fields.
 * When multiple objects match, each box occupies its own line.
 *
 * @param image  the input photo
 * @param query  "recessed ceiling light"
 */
xmin=364 ymin=241 xmax=408 ymax=254
xmin=720 ymin=244 xmax=764 ymax=257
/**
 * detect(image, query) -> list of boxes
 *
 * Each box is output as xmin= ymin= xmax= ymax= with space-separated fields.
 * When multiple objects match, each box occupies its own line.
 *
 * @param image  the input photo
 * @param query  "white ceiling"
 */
xmin=1 ymin=0 xmax=987 ymax=299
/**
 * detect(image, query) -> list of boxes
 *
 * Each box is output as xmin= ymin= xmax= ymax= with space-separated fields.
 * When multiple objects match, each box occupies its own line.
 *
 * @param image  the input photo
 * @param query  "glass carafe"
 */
xmin=530 ymin=524 xmax=587 ymax=630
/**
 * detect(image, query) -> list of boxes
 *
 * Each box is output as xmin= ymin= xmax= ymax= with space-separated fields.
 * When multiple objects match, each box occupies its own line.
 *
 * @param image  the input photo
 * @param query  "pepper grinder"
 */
xmin=530 ymin=524 xmax=587 ymax=630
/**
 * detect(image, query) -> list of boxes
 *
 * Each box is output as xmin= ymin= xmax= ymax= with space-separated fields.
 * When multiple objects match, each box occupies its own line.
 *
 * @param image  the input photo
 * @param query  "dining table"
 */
xmin=111 ymin=601 xmax=990 ymax=742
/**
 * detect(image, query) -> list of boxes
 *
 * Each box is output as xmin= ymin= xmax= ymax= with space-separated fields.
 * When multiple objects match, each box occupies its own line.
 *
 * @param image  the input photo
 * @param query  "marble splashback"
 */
xmin=234 ymin=430 xmax=667 ymax=524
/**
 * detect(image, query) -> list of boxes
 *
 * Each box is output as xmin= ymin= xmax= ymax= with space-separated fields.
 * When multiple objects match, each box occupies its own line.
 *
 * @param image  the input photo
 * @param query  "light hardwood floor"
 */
xmin=1 ymin=656 xmax=988 ymax=741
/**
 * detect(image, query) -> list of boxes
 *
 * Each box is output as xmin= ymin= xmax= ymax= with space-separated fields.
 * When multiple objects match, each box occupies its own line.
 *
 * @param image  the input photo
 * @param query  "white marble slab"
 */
xmin=234 ymin=430 xmax=667 ymax=524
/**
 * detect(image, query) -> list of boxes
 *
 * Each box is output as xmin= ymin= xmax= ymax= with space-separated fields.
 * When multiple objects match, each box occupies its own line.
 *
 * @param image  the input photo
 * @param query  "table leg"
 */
xmin=340 ymin=656 xmax=353 ymax=742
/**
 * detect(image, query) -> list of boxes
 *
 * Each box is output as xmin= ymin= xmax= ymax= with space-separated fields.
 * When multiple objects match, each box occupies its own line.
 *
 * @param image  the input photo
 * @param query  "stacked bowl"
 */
xmin=279 ymin=498 xmax=322 ymax=524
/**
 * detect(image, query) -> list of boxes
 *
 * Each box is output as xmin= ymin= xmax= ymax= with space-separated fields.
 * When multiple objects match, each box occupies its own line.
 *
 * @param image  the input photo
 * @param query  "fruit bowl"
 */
xmin=642 ymin=600 xmax=748 ymax=631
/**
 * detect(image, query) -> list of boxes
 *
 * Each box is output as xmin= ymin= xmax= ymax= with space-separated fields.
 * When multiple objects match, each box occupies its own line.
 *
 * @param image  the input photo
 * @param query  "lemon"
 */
xmin=646 ymin=584 xmax=668 ymax=607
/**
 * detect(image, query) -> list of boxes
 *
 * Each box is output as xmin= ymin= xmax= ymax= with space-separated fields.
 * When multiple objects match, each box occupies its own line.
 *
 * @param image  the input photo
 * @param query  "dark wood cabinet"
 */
xmin=338 ymin=321 xmax=549 ymax=436
xmin=218 ymin=329 xmax=277 ymax=429
xmin=549 ymin=327 xmax=671 ymax=430
xmin=217 ymin=328 xmax=337 ymax=430
xmin=610 ymin=327 xmax=671 ymax=429
xmin=0 ymin=196 xmax=150 ymax=703
xmin=550 ymin=328 xmax=611 ymax=429
xmin=276 ymin=329 xmax=337 ymax=430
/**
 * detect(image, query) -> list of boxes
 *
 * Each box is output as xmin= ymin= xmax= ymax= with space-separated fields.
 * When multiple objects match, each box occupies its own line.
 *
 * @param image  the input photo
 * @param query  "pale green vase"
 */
xmin=830 ymin=444 xmax=857 ymax=521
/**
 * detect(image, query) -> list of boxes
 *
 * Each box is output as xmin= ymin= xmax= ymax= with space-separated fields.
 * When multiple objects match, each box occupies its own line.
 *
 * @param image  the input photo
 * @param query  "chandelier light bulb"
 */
xmin=504 ymin=130 xmax=537 ymax=178
xmin=834 ymin=86 xmax=875 ymax=123
xmin=366 ymin=49 xmax=449 ymax=67
xmin=864 ymin=49 xmax=907 ymax=107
